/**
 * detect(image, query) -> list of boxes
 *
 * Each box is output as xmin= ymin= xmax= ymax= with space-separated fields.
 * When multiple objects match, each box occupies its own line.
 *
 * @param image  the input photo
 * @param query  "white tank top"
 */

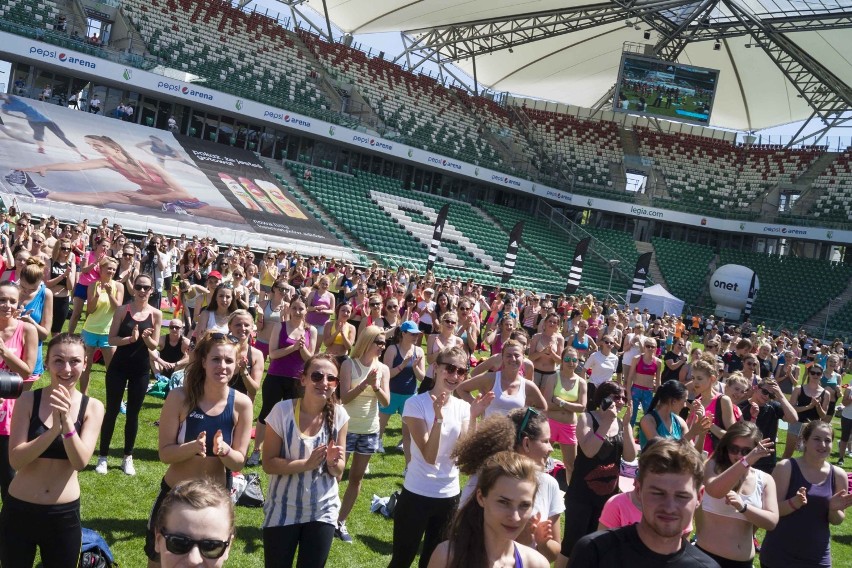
xmin=484 ymin=371 xmax=526 ymax=418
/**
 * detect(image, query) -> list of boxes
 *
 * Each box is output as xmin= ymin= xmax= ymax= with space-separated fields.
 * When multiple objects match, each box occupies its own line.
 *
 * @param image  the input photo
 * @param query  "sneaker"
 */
xmin=395 ymin=440 xmax=404 ymax=451
xmin=120 ymin=400 xmax=126 ymax=414
xmin=246 ymin=450 xmax=261 ymax=467
xmin=121 ymin=456 xmax=136 ymax=476
xmin=95 ymin=456 xmax=108 ymax=475
xmin=364 ymin=464 xmax=370 ymax=475
xmin=335 ymin=521 xmax=353 ymax=544
xmin=837 ymin=458 xmax=845 ymax=467
xmin=5 ymin=171 xmax=49 ymax=198
xmin=376 ymin=439 xmax=385 ymax=454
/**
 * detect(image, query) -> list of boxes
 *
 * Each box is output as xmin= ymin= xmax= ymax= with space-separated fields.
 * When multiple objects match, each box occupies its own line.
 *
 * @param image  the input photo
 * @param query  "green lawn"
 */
xmin=15 ymin=331 xmax=852 ymax=566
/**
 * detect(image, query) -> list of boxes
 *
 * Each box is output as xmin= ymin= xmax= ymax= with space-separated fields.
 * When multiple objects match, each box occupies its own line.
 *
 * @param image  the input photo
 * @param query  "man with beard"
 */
xmin=566 ymin=439 xmax=719 ymax=567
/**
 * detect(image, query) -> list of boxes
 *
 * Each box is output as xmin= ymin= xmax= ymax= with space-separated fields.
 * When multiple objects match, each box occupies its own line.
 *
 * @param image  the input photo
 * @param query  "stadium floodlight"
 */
xmin=713 ymin=40 xmax=721 ymax=51
xmin=643 ymin=30 xmax=651 ymax=40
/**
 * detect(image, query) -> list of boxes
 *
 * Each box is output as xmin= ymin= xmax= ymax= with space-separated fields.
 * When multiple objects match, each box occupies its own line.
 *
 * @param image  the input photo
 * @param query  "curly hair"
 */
xmin=452 ymin=415 xmax=515 ymax=475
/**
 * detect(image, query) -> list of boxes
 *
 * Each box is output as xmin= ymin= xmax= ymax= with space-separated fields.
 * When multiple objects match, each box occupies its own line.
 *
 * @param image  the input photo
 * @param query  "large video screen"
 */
xmin=613 ymin=54 xmax=719 ymax=125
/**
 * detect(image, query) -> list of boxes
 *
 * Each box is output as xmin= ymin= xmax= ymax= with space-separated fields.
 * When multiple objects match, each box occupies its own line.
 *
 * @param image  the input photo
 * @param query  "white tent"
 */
xmin=627 ymin=284 xmax=685 ymax=317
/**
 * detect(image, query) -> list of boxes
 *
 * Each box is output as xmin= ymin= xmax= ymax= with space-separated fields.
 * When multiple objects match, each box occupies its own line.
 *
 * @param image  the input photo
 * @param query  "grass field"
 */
xmin=16 ymin=330 xmax=852 ymax=567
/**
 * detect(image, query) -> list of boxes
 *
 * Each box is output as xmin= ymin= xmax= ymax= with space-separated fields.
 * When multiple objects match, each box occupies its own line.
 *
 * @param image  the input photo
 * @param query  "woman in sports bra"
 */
xmin=428 ymin=452 xmax=549 ymax=568
xmin=194 ymin=283 xmax=237 ymax=338
xmin=457 ymin=340 xmax=547 ymax=419
xmin=626 ymin=338 xmax=663 ymax=428
xmin=484 ymin=315 xmax=516 ymax=357
xmin=637 ymin=380 xmax=708 ymax=450
xmin=227 ymin=310 xmax=264 ymax=402
xmin=150 ymin=333 xmax=253 ymax=565
xmin=323 ymin=303 xmax=356 ymax=360
xmin=567 ymin=319 xmax=596 ymax=366
xmin=782 ymin=363 xmax=830 ymax=460
xmin=256 ymin=278 xmax=292 ymax=358
xmin=698 ymin=421 xmax=778 ymax=568
xmin=528 ymin=313 xmax=564 ymax=390
xmin=541 ymin=346 xmax=587 ymax=484
xmin=0 ymin=334 xmax=105 ymax=568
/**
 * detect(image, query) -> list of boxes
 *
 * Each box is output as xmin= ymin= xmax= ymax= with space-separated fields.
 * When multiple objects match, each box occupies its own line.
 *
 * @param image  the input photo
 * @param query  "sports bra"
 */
xmin=553 ymin=375 xmax=580 ymax=403
xmin=701 ymin=468 xmax=765 ymax=521
xmin=176 ymin=388 xmax=236 ymax=457
xmin=105 ymin=155 xmax=165 ymax=187
xmin=572 ymin=334 xmax=590 ymax=350
xmin=634 ymin=356 xmax=658 ymax=376
xmin=513 ymin=544 xmax=523 ymax=568
xmin=27 ymin=389 xmax=89 ymax=460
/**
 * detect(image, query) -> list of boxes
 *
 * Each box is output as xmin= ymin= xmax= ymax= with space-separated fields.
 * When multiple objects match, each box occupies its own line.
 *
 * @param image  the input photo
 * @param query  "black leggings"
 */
xmin=100 ymin=361 xmax=150 ymax=456
xmin=0 ymin=435 xmax=14 ymax=502
xmin=696 ymin=547 xmax=754 ymax=568
xmin=388 ymin=488 xmax=459 ymax=568
xmin=51 ymin=296 xmax=70 ymax=334
xmin=258 ymin=374 xmax=301 ymax=424
xmin=263 ymin=522 xmax=335 ymax=568
xmin=0 ymin=495 xmax=81 ymax=568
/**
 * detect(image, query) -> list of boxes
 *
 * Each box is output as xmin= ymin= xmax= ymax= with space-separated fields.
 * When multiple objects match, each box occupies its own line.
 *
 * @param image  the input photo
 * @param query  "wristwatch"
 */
xmin=736 ymin=503 xmax=748 ymax=514
xmin=434 ymin=418 xmax=444 ymax=425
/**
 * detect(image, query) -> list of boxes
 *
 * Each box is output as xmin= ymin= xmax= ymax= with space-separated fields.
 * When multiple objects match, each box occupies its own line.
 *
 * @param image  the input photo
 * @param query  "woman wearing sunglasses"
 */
xmin=151 ymin=332 xmax=252 ymax=567
xmin=154 ymin=479 xmax=234 ymax=567
xmin=697 ymin=421 xmax=778 ymax=568
xmin=357 ymin=295 xmax=384 ymax=336
xmin=262 ymin=354 xmax=348 ymax=568
xmin=781 ymin=363 xmax=830 ymax=460
xmin=453 ymin=410 xmax=563 ymax=562
xmin=227 ymin=310 xmax=264 ymax=403
xmin=336 ymin=326 xmax=391 ymax=542
xmin=256 ymin=277 xmax=293 ymax=359
xmin=541 ymin=346 xmax=587 ymax=484
xmin=95 ymin=273 xmax=162 ymax=476
xmin=388 ymin=346 xmax=492 ymax=568
xmin=421 ymin=311 xmax=465 ymax=394
xmin=0 ymin=334 xmax=105 ymax=568
xmin=558 ymin=382 xmax=634 ymax=567
xmin=46 ymin=237 xmax=76 ymax=338
xmin=115 ymin=244 xmax=140 ymax=306
xmin=626 ymin=338 xmax=663 ymax=428
xmin=79 ymin=256 xmax=121 ymax=394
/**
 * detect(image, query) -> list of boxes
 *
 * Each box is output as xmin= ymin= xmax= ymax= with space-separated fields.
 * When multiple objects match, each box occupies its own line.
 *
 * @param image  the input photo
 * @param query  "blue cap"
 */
xmin=400 ymin=320 xmax=419 ymax=334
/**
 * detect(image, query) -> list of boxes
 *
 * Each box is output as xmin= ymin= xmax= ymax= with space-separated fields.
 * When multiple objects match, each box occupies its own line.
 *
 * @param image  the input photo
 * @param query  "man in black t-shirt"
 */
xmin=662 ymin=340 xmax=687 ymax=383
xmin=722 ymin=338 xmax=751 ymax=378
xmin=567 ymin=439 xmax=719 ymax=568
xmin=737 ymin=379 xmax=797 ymax=473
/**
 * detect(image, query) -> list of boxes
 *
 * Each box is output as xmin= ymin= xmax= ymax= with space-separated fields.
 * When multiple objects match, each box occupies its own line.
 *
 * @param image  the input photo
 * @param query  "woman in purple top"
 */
xmin=305 ymin=276 xmax=335 ymax=339
xmin=761 ymin=421 xmax=852 ymax=568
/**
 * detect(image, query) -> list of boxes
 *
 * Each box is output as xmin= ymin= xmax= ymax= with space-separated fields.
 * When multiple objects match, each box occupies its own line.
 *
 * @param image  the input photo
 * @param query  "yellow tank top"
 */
xmin=83 ymin=283 xmax=115 ymax=335
xmin=553 ymin=375 xmax=581 ymax=403
xmin=345 ymin=359 xmax=380 ymax=435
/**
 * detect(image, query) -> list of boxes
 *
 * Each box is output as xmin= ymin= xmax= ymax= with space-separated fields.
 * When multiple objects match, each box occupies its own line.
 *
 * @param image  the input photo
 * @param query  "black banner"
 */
xmin=744 ymin=271 xmax=758 ymax=317
xmin=627 ymin=252 xmax=652 ymax=304
xmin=501 ymin=221 xmax=524 ymax=284
xmin=178 ymin=137 xmax=338 ymax=245
xmin=564 ymin=237 xmax=591 ymax=295
xmin=426 ymin=204 xmax=450 ymax=272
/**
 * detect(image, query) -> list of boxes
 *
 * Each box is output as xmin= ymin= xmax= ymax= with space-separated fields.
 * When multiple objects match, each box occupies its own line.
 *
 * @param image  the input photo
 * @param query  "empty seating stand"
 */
xmin=810 ymin=148 xmax=852 ymax=222
xmin=650 ymin=238 xmax=715 ymax=304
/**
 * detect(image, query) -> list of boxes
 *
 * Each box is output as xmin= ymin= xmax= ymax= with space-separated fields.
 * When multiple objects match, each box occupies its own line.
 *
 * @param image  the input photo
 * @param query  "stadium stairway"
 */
xmin=634 ymin=242 xmax=666 ymax=287
xmin=788 ymin=151 xmax=842 ymax=215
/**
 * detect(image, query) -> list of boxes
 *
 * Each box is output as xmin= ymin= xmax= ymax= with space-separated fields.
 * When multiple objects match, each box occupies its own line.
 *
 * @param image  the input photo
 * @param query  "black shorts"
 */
xmin=418 ymin=322 xmax=433 ymax=335
xmin=696 ymin=546 xmax=754 ymax=568
xmin=841 ymin=416 xmax=852 ymax=443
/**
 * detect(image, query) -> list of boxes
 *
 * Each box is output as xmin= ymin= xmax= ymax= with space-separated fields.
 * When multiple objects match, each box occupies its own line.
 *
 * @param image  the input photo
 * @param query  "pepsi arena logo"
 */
xmin=352 ymin=135 xmax=391 ymax=150
xmin=763 ymin=226 xmax=807 ymax=236
xmin=284 ymin=115 xmax=311 ymax=127
xmin=29 ymin=47 xmax=97 ymax=69
xmin=157 ymin=81 xmax=213 ymax=101
xmin=490 ymin=174 xmax=521 ymax=187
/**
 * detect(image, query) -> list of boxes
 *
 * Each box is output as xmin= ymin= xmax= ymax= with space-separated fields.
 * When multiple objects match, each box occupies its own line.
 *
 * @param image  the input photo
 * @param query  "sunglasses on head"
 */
xmin=440 ymin=362 xmax=468 ymax=377
xmin=160 ymin=533 xmax=230 ymax=559
xmin=309 ymin=371 xmax=338 ymax=384
xmin=133 ymin=284 xmax=152 ymax=292
xmin=517 ymin=406 xmax=541 ymax=442
xmin=209 ymin=332 xmax=240 ymax=344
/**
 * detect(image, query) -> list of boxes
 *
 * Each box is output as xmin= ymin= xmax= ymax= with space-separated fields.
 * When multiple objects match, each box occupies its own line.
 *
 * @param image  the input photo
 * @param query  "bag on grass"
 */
xmin=80 ymin=527 xmax=118 ymax=567
xmin=146 ymin=376 xmax=170 ymax=399
xmin=238 ymin=473 xmax=264 ymax=507
xmin=230 ymin=472 xmax=248 ymax=504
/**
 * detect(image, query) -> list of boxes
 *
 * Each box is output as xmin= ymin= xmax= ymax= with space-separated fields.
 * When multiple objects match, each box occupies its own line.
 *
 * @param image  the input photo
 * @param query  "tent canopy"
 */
xmin=305 ymin=0 xmax=852 ymax=132
xmin=627 ymin=284 xmax=685 ymax=317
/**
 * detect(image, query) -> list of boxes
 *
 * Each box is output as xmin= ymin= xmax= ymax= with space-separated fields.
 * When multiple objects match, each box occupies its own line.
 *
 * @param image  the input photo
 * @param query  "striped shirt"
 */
xmin=262 ymin=400 xmax=349 ymax=528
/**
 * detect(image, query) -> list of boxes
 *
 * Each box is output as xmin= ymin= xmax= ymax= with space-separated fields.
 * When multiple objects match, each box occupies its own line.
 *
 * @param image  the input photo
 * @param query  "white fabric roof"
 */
xmin=306 ymin=0 xmax=852 ymax=131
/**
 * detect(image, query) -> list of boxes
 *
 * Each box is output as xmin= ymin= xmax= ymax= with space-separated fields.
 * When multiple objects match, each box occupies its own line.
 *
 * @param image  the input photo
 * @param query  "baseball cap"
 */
xmin=400 ymin=321 xmax=419 ymax=334
xmin=208 ymin=271 xmax=223 ymax=280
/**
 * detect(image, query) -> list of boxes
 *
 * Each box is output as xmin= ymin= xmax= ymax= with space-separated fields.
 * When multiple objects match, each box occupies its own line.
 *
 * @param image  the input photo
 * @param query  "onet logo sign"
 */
xmin=29 ymin=47 xmax=97 ymax=69
xmin=156 ymin=81 xmax=213 ymax=101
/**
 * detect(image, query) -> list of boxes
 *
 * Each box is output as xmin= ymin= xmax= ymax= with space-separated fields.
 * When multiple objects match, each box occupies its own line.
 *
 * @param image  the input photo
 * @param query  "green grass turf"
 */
xmin=16 ymin=328 xmax=852 ymax=566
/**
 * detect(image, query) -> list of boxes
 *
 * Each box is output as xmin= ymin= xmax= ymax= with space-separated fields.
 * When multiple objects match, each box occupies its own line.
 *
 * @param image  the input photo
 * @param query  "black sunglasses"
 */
xmin=759 ymin=388 xmax=775 ymax=399
xmin=60 ymin=247 xmax=71 ymax=251
xmin=374 ymin=340 xmax=387 ymax=347
xmin=160 ymin=533 xmax=230 ymax=559
xmin=310 ymin=371 xmax=338 ymax=384
xmin=133 ymin=284 xmax=152 ymax=292
xmin=440 ymin=362 xmax=468 ymax=377
xmin=209 ymin=332 xmax=239 ymax=344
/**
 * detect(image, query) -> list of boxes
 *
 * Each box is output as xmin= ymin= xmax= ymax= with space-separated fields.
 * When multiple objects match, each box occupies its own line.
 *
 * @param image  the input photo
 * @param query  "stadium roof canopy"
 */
xmin=300 ymin=0 xmax=852 ymax=134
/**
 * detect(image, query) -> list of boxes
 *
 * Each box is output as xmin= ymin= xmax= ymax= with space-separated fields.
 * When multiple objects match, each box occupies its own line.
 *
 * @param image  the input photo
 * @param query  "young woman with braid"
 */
xmin=262 ymin=354 xmax=348 ymax=568
xmin=148 ymin=333 xmax=253 ymax=567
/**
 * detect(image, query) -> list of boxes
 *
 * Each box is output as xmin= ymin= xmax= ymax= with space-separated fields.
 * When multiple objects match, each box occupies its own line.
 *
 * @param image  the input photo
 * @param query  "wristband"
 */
xmin=63 ymin=429 xmax=76 ymax=439
xmin=219 ymin=445 xmax=231 ymax=458
xmin=788 ymin=497 xmax=801 ymax=511
xmin=594 ymin=432 xmax=606 ymax=442
xmin=739 ymin=457 xmax=749 ymax=468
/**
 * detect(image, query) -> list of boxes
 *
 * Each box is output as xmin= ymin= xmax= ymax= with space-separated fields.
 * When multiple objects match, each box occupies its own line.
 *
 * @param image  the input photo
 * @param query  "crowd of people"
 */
xmin=0 ymin=208 xmax=849 ymax=568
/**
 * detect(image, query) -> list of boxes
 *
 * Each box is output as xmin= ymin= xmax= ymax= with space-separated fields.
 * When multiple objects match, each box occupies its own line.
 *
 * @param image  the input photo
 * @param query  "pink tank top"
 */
xmin=0 ymin=320 xmax=28 ymax=435
xmin=634 ymin=356 xmax=658 ymax=376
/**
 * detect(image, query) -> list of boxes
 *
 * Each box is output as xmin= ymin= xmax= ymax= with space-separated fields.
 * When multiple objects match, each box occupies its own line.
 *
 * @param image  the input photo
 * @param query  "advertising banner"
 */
xmin=0 ymin=95 xmax=337 ymax=245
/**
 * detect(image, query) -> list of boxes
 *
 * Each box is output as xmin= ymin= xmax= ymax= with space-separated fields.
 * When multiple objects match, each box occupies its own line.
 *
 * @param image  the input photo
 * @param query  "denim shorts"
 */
xmin=346 ymin=432 xmax=381 ymax=455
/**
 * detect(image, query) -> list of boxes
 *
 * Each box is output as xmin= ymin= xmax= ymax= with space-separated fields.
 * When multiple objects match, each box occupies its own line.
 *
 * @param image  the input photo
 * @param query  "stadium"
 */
xmin=2 ymin=1 xmax=852 ymax=567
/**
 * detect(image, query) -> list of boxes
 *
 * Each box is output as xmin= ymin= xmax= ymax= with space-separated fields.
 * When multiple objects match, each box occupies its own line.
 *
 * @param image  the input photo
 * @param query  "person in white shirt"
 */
xmin=585 ymin=334 xmax=620 ymax=407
